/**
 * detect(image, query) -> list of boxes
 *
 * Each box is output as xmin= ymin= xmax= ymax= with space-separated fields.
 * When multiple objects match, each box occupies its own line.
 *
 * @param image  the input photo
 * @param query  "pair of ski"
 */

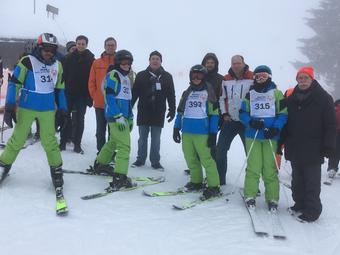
xmin=143 ymin=187 xmax=224 ymax=210
xmin=239 ymin=190 xmax=286 ymax=239
xmin=62 ymin=169 xmax=166 ymax=200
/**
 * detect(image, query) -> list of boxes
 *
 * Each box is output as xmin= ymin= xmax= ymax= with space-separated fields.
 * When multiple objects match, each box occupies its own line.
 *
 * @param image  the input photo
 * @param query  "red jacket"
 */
xmin=88 ymin=52 xmax=114 ymax=108
xmin=335 ymin=103 xmax=340 ymax=130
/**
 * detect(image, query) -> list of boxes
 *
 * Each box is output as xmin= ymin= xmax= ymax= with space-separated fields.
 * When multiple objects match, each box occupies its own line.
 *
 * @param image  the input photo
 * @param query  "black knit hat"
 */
xmin=149 ymin=50 xmax=162 ymax=62
xmin=66 ymin=41 xmax=76 ymax=52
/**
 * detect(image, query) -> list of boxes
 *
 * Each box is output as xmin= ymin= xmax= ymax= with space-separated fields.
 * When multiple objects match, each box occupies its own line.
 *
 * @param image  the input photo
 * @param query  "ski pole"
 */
xmin=268 ymin=139 xmax=291 ymax=206
xmin=226 ymin=129 xmax=259 ymax=198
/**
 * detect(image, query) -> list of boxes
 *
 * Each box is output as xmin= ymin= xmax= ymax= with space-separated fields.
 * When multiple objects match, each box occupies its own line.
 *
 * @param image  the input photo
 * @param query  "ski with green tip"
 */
xmin=143 ymin=188 xmax=188 ymax=197
xmin=172 ymin=193 xmax=224 ymax=210
xmin=81 ymin=176 xmax=165 ymax=200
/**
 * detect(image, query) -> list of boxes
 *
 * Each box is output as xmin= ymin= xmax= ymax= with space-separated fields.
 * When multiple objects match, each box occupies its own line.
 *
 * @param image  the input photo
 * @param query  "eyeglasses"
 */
xmin=254 ymin=72 xmax=269 ymax=81
xmin=191 ymin=72 xmax=205 ymax=80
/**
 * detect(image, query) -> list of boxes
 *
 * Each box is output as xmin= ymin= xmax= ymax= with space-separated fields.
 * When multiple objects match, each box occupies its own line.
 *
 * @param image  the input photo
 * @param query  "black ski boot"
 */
xmin=50 ymin=165 xmax=64 ymax=188
xmin=93 ymin=160 xmax=114 ymax=176
xmin=268 ymin=200 xmax=278 ymax=212
xmin=0 ymin=161 xmax=11 ymax=184
xmin=184 ymin=182 xmax=204 ymax=192
xmin=201 ymin=186 xmax=221 ymax=200
xmin=109 ymin=172 xmax=134 ymax=190
xmin=245 ymin=197 xmax=256 ymax=209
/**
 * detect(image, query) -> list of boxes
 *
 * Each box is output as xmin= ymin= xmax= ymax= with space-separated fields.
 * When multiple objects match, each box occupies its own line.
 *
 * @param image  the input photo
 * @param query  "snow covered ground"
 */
xmin=1 ymin=76 xmax=340 ymax=255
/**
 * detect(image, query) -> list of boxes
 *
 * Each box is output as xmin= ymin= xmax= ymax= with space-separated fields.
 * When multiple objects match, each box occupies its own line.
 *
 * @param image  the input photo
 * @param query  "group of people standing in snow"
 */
xmin=0 ymin=32 xmax=339 ymax=222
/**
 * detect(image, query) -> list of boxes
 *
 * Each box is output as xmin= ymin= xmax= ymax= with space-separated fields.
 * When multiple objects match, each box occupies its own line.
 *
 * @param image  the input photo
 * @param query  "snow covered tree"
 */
xmin=294 ymin=0 xmax=340 ymax=99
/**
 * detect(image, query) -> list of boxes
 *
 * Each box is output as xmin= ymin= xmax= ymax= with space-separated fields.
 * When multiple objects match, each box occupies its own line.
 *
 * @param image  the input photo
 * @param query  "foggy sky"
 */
xmin=0 ymin=0 xmax=321 ymax=91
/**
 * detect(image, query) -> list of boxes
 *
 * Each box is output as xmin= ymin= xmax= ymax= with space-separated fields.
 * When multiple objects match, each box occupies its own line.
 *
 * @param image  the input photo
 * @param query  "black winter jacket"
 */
xmin=201 ymin=53 xmax=224 ymax=99
xmin=132 ymin=66 xmax=176 ymax=127
xmin=284 ymin=80 xmax=336 ymax=165
xmin=62 ymin=49 xmax=94 ymax=98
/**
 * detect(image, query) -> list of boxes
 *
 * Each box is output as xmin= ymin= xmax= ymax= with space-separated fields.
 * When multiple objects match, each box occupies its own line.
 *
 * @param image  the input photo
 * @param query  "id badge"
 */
xmin=156 ymin=82 xmax=161 ymax=90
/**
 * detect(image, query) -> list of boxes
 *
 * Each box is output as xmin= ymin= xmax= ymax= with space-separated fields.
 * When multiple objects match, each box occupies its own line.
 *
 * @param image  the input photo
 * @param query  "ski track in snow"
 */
xmin=1 ymin=94 xmax=340 ymax=255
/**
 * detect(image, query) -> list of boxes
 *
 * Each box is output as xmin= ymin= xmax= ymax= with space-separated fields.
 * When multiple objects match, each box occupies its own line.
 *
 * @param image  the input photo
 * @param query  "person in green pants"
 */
xmin=173 ymin=64 xmax=220 ymax=200
xmin=93 ymin=50 xmax=134 ymax=190
xmin=239 ymin=65 xmax=287 ymax=211
xmin=0 ymin=33 xmax=68 ymax=190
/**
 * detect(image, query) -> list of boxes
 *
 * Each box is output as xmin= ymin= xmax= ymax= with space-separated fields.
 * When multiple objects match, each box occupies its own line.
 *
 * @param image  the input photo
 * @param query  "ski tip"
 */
xmin=172 ymin=205 xmax=185 ymax=210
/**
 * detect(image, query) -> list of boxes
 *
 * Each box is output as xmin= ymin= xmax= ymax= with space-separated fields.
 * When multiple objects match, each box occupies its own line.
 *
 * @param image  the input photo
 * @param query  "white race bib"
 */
xmin=29 ymin=55 xmax=58 ymax=93
xmin=249 ymin=89 xmax=276 ymax=118
xmin=115 ymin=71 xmax=132 ymax=100
xmin=184 ymin=90 xmax=208 ymax=119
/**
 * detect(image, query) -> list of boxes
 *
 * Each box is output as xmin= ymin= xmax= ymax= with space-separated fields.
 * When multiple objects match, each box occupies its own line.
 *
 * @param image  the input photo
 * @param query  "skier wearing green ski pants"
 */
xmin=173 ymin=64 xmax=220 ymax=200
xmin=93 ymin=50 xmax=134 ymax=189
xmin=0 ymin=33 xmax=68 ymax=190
xmin=239 ymin=65 xmax=287 ymax=210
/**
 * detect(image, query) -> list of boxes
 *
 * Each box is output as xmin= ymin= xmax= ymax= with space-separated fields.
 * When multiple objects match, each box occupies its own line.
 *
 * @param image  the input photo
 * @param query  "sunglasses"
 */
xmin=191 ymin=72 xmax=205 ymax=80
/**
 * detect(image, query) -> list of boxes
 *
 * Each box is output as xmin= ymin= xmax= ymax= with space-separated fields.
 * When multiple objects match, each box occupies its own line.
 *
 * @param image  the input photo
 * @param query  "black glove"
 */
xmin=249 ymin=119 xmax=264 ymax=130
xmin=4 ymin=104 xmax=16 ymax=128
xmin=55 ymin=109 xmax=68 ymax=132
xmin=207 ymin=133 xmax=217 ymax=148
xmin=86 ymin=97 xmax=93 ymax=108
xmin=322 ymin=147 xmax=335 ymax=158
xmin=166 ymin=111 xmax=175 ymax=122
xmin=264 ymin=127 xmax=280 ymax=139
xmin=173 ymin=128 xmax=181 ymax=143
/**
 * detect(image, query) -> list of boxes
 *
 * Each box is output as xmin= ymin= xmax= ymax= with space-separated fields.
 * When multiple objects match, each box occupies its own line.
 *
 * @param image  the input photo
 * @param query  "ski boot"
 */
xmin=184 ymin=182 xmax=204 ymax=192
xmin=131 ymin=160 xmax=145 ymax=167
xmin=268 ymin=200 xmax=278 ymax=212
xmin=109 ymin=172 xmax=134 ymax=190
xmin=245 ymin=197 xmax=256 ymax=209
xmin=328 ymin=168 xmax=337 ymax=179
xmin=93 ymin=160 xmax=114 ymax=176
xmin=201 ymin=186 xmax=221 ymax=200
xmin=0 ymin=161 xmax=11 ymax=184
xmin=50 ymin=165 xmax=64 ymax=188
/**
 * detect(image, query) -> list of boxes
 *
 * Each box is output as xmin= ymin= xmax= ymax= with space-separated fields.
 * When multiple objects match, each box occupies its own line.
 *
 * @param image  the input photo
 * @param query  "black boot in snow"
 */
xmin=93 ymin=160 xmax=114 ymax=176
xmin=50 ymin=165 xmax=64 ymax=188
xmin=0 ymin=161 xmax=11 ymax=184
xmin=109 ymin=173 xmax=134 ymax=190
xmin=245 ymin=197 xmax=256 ymax=209
xmin=184 ymin=182 xmax=204 ymax=192
xmin=201 ymin=186 xmax=221 ymax=200
xmin=268 ymin=200 xmax=278 ymax=212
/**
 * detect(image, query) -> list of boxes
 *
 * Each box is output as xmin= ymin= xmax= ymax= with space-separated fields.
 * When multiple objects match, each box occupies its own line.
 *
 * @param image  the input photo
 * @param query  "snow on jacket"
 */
xmin=6 ymin=52 xmax=66 ymax=111
xmin=174 ymin=82 xmax=219 ymax=135
xmin=88 ymin=52 xmax=115 ymax=108
xmin=103 ymin=69 xmax=133 ymax=121
xmin=239 ymin=80 xmax=287 ymax=140
xmin=219 ymin=66 xmax=253 ymax=121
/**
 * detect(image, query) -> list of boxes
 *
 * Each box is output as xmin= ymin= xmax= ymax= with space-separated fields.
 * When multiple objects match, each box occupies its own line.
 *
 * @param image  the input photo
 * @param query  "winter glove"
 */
xmin=128 ymin=119 xmax=133 ymax=132
xmin=166 ymin=111 xmax=175 ymax=123
xmin=55 ymin=109 xmax=68 ymax=132
xmin=207 ymin=133 xmax=217 ymax=148
xmin=173 ymin=128 xmax=181 ymax=143
xmin=249 ymin=119 xmax=264 ymax=130
xmin=264 ymin=127 xmax=280 ymax=139
xmin=86 ymin=97 xmax=93 ymax=108
xmin=4 ymin=103 xmax=17 ymax=128
xmin=116 ymin=116 xmax=127 ymax=131
xmin=322 ymin=147 xmax=335 ymax=159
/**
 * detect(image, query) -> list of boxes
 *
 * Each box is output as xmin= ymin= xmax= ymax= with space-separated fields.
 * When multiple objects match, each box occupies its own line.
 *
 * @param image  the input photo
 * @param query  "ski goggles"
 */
xmin=120 ymin=60 xmax=132 ymax=66
xmin=191 ymin=72 xmax=205 ymax=81
xmin=254 ymin=72 xmax=271 ymax=82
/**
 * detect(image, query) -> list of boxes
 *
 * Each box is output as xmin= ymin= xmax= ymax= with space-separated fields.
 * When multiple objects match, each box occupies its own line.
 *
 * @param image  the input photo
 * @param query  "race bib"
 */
xmin=29 ymin=55 xmax=58 ymax=93
xmin=115 ymin=71 xmax=132 ymax=100
xmin=184 ymin=90 xmax=208 ymax=119
xmin=249 ymin=90 xmax=276 ymax=118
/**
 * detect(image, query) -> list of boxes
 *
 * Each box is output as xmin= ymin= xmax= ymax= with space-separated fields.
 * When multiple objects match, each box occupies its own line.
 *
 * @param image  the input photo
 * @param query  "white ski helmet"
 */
xmin=37 ymin=33 xmax=58 ymax=51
